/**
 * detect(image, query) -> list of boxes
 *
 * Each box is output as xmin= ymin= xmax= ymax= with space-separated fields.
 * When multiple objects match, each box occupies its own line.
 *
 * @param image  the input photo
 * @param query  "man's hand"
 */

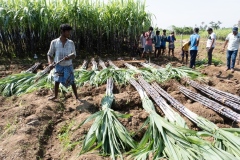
xmin=221 ymin=47 xmax=226 ymax=54
xmin=49 ymin=63 xmax=55 ymax=70
xmin=64 ymin=55 xmax=70 ymax=61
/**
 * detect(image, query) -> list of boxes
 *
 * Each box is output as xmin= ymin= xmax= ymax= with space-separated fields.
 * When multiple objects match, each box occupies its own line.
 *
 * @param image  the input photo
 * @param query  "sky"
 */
xmin=145 ymin=0 xmax=239 ymax=29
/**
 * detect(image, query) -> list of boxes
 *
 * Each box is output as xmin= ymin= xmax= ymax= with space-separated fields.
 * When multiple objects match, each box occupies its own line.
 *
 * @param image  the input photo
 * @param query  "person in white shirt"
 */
xmin=47 ymin=24 xmax=80 ymax=102
xmin=206 ymin=28 xmax=216 ymax=65
xmin=223 ymin=27 xmax=240 ymax=73
xmin=140 ymin=31 xmax=146 ymax=54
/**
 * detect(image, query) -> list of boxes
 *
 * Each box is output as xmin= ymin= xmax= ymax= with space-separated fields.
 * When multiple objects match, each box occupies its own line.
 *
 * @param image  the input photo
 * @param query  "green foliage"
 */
xmin=0 ymin=0 xmax=151 ymax=58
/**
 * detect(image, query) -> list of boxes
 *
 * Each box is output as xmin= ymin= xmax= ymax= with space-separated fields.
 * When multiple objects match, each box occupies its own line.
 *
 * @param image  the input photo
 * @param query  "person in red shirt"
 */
xmin=141 ymin=27 xmax=154 ymax=58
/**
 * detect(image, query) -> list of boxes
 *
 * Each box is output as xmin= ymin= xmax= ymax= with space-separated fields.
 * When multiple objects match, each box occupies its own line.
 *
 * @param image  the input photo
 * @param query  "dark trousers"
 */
xmin=207 ymin=47 xmax=214 ymax=65
xmin=190 ymin=50 xmax=198 ymax=68
xmin=227 ymin=50 xmax=238 ymax=69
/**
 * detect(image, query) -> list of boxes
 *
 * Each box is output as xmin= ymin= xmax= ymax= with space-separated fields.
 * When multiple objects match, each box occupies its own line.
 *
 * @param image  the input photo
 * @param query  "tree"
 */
xmin=209 ymin=21 xmax=222 ymax=30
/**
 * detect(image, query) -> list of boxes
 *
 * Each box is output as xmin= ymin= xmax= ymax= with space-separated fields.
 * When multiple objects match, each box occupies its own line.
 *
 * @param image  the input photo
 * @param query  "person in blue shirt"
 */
xmin=160 ymin=29 xmax=167 ymax=55
xmin=189 ymin=28 xmax=200 ymax=69
xmin=154 ymin=30 xmax=161 ymax=57
xmin=167 ymin=31 xmax=176 ymax=57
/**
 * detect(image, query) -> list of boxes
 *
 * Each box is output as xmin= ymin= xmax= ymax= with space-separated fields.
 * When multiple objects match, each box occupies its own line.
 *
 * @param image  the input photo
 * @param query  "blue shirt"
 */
xmin=154 ymin=35 xmax=161 ymax=47
xmin=190 ymin=34 xmax=200 ymax=50
xmin=160 ymin=35 xmax=167 ymax=46
xmin=167 ymin=35 xmax=176 ymax=43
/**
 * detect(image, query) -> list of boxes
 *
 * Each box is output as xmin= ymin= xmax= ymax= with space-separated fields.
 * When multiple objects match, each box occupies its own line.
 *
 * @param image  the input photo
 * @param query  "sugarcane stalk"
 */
xmin=206 ymin=85 xmax=240 ymax=105
xmin=129 ymin=78 xmax=237 ymax=160
xmin=137 ymin=76 xmax=187 ymax=128
xmin=25 ymin=62 xmax=42 ymax=73
xmin=99 ymin=59 xmax=107 ymax=69
xmin=187 ymin=80 xmax=240 ymax=111
xmin=35 ymin=53 xmax=75 ymax=82
xmin=153 ymin=82 xmax=240 ymax=158
xmin=179 ymin=86 xmax=240 ymax=123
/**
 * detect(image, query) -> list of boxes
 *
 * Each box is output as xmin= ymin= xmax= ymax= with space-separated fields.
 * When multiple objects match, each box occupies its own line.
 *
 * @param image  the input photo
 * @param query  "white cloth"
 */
xmin=206 ymin=32 xmax=216 ymax=48
xmin=226 ymin=33 xmax=240 ymax=51
xmin=47 ymin=37 xmax=76 ymax=66
xmin=140 ymin=34 xmax=146 ymax=48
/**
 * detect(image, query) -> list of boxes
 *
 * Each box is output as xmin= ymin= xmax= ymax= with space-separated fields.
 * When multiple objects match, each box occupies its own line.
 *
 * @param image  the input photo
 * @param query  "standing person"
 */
xmin=181 ymin=41 xmax=190 ymax=64
xmin=47 ymin=24 xmax=80 ymax=102
xmin=139 ymin=31 xmax=146 ymax=56
xmin=160 ymin=29 xmax=167 ymax=55
xmin=189 ymin=28 xmax=200 ymax=69
xmin=206 ymin=28 xmax=216 ymax=66
xmin=167 ymin=31 xmax=176 ymax=57
xmin=154 ymin=30 xmax=161 ymax=58
xmin=142 ymin=27 xmax=154 ymax=58
xmin=223 ymin=27 xmax=240 ymax=73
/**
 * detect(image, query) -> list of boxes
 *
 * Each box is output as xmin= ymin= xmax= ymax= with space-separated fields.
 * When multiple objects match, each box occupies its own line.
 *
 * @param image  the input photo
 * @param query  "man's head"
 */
xmin=171 ymin=31 xmax=174 ymax=35
xmin=156 ymin=30 xmax=160 ymax=35
xmin=149 ymin=26 xmax=153 ymax=32
xmin=194 ymin=27 xmax=199 ymax=34
xmin=207 ymin=27 xmax=213 ymax=34
xmin=60 ymin=24 xmax=72 ymax=38
xmin=163 ymin=29 xmax=166 ymax=35
xmin=232 ymin=27 xmax=238 ymax=35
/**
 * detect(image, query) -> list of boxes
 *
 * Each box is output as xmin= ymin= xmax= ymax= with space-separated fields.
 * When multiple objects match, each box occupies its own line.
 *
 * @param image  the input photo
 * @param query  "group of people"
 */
xmin=140 ymin=26 xmax=240 ymax=72
xmin=140 ymin=27 xmax=176 ymax=58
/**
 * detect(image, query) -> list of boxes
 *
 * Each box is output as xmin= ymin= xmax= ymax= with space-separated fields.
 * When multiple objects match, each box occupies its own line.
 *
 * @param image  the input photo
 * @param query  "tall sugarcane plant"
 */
xmin=0 ymin=0 xmax=151 ymax=58
xmin=152 ymin=82 xmax=240 ymax=159
xmin=128 ymin=79 xmax=237 ymax=160
xmin=78 ymin=78 xmax=136 ymax=159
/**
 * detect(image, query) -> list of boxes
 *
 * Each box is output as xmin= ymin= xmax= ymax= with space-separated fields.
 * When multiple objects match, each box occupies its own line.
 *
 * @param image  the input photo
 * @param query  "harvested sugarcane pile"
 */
xmin=0 ymin=59 xmax=202 ymax=97
xmin=128 ymin=78 xmax=236 ymax=160
xmin=152 ymin=82 xmax=240 ymax=158
xmin=137 ymin=76 xmax=187 ymax=127
xmin=187 ymin=80 xmax=240 ymax=111
xmin=179 ymin=86 xmax=240 ymax=123
xmin=78 ymin=78 xmax=136 ymax=160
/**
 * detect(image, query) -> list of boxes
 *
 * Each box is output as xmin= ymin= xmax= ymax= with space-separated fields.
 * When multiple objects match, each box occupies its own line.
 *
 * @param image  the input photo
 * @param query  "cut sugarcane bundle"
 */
xmin=91 ymin=59 xmax=98 ymax=71
xmin=149 ymin=62 xmax=162 ymax=69
xmin=124 ymin=62 xmax=155 ymax=82
xmin=137 ymin=76 xmax=187 ymax=128
xmin=81 ymin=60 xmax=88 ymax=69
xmin=25 ymin=62 xmax=42 ymax=73
xmin=108 ymin=60 xmax=119 ymax=69
xmin=152 ymin=82 xmax=240 ymax=158
xmin=79 ymin=78 xmax=136 ymax=160
xmin=179 ymin=86 xmax=240 ymax=123
xmin=99 ymin=59 xmax=107 ymax=69
xmin=207 ymin=85 xmax=240 ymax=105
xmin=129 ymin=78 xmax=236 ymax=160
xmin=187 ymin=80 xmax=240 ymax=111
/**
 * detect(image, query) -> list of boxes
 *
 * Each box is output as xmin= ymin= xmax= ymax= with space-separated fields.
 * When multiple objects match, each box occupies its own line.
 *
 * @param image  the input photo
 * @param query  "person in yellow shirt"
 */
xmin=181 ymin=41 xmax=190 ymax=64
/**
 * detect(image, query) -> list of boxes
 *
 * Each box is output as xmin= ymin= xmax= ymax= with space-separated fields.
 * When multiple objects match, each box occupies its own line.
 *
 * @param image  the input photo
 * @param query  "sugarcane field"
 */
xmin=1 ymin=0 xmax=240 ymax=160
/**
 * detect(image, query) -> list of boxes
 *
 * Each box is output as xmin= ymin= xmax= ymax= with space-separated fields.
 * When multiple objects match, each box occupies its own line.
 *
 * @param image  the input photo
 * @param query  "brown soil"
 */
xmin=1 ymin=40 xmax=240 ymax=159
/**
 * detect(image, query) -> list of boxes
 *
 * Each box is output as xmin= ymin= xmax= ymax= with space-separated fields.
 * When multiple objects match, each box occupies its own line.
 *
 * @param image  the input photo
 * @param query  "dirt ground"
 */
xmin=0 ymin=39 xmax=240 ymax=160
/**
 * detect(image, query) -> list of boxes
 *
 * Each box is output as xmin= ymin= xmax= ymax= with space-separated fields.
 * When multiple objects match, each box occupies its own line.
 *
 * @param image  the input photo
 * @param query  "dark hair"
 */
xmin=149 ymin=26 xmax=153 ymax=31
xmin=163 ymin=29 xmax=166 ymax=32
xmin=60 ymin=24 xmax=73 ymax=32
xmin=194 ymin=27 xmax=199 ymax=33
xmin=207 ymin=28 xmax=213 ymax=31
xmin=171 ymin=31 xmax=174 ymax=34
xmin=156 ymin=30 xmax=160 ymax=34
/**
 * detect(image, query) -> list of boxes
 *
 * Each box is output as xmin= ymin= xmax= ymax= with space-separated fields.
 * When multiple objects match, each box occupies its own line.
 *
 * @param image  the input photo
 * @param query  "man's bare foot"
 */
xmin=48 ymin=96 xmax=57 ymax=101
